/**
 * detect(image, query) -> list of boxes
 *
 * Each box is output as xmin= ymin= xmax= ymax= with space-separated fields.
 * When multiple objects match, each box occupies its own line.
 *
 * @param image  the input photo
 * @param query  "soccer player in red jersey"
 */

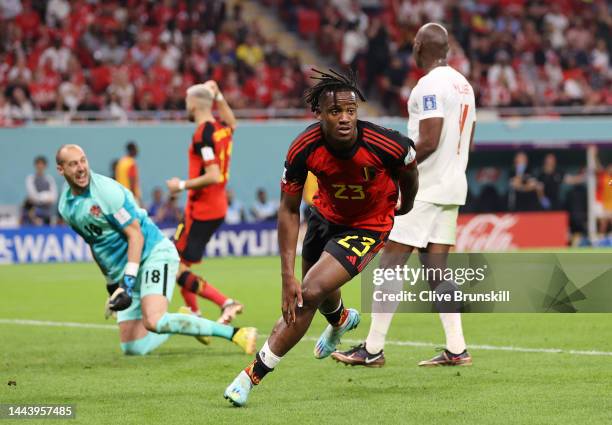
xmin=166 ymin=80 xmax=243 ymax=324
xmin=224 ymin=69 xmax=419 ymax=406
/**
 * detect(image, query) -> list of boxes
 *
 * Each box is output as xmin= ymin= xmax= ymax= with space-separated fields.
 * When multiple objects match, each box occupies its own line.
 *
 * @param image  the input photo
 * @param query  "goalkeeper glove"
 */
xmin=104 ymin=282 xmax=120 ymax=319
xmin=105 ymin=274 xmax=135 ymax=314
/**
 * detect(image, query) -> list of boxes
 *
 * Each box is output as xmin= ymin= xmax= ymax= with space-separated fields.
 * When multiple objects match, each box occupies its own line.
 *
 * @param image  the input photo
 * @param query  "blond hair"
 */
xmin=186 ymin=84 xmax=214 ymax=109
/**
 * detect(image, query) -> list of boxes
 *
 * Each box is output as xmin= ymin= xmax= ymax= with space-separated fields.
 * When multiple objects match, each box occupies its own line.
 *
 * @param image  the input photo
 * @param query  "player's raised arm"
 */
xmin=205 ymin=80 xmax=237 ymax=130
xmin=167 ymin=118 xmax=222 ymax=193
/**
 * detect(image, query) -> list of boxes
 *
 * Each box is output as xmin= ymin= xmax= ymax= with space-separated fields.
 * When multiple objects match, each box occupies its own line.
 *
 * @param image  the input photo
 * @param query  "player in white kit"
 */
xmin=332 ymin=23 xmax=476 ymax=367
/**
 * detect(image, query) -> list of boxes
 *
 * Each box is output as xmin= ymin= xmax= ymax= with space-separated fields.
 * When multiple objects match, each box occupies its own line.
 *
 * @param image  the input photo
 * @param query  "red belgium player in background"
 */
xmin=166 ymin=80 xmax=243 ymax=325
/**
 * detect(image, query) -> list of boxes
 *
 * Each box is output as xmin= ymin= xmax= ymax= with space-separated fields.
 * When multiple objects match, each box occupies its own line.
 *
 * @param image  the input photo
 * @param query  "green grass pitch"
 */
xmin=1 ymin=256 xmax=612 ymax=424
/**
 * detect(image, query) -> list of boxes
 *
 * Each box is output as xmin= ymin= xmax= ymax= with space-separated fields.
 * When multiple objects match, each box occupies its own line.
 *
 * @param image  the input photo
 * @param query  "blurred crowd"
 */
xmin=0 ymin=0 xmax=309 ymax=125
xmin=2 ymin=0 xmax=610 ymax=121
xmin=267 ymin=0 xmax=612 ymax=114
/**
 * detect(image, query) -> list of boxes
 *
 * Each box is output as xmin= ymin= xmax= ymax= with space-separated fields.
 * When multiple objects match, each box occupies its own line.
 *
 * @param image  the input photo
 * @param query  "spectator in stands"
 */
xmin=45 ymin=0 xmax=70 ymax=28
xmin=565 ymin=172 xmax=587 ymax=244
xmin=487 ymin=51 xmax=517 ymax=107
xmin=148 ymin=187 xmax=164 ymax=219
xmin=474 ymin=167 xmax=504 ymax=213
xmin=0 ymin=90 xmax=14 ymax=127
xmin=237 ymin=34 xmax=264 ymax=69
xmin=163 ymin=81 xmax=186 ymax=111
xmin=225 ymin=188 xmax=246 ymax=225
xmin=129 ymin=32 xmax=159 ymax=72
xmin=38 ymin=37 xmax=71 ymax=74
xmin=544 ymin=3 xmax=568 ymax=50
xmin=77 ymin=86 xmax=101 ymax=113
xmin=106 ymin=92 xmax=127 ymax=122
xmin=508 ymin=151 xmax=540 ymax=211
xmin=150 ymin=192 xmax=182 ymax=229
xmin=380 ymin=56 xmax=407 ymax=114
xmin=29 ymin=67 xmax=58 ymax=111
xmin=0 ymin=0 xmax=22 ymax=21
xmin=7 ymin=55 xmax=32 ymax=86
xmin=250 ymin=188 xmax=278 ymax=222
xmin=9 ymin=86 xmax=33 ymax=122
xmin=13 ymin=1 xmax=40 ymax=40
xmin=21 ymin=199 xmax=43 ymax=226
xmin=58 ymin=74 xmax=85 ymax=112
xmin=25 ymin=156 xmax=57 ymax=225
xmin=537 ymin=153 xmax=564 ymax=210
xmin=107 ymin=69 xmax=134 ymax=112
xmin=363 ymin=17 xmax=390 ymax=96
xmin=94 ymin=33 xmax=126 ymax=66
xmin=340 ymin=21 xmax=366 ymax=68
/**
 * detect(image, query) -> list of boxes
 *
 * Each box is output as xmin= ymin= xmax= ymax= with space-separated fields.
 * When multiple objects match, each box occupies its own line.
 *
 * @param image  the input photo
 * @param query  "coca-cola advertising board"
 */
xmin=455 ymin=212 xmax=568 ymax=251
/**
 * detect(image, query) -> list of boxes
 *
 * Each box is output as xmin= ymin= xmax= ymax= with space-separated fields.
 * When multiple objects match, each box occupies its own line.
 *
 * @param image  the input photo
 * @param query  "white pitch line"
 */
xmin=2 ymin=318 xmax=612 ymax=357
xmin=0 ymin=318 xmax=116 ymax=330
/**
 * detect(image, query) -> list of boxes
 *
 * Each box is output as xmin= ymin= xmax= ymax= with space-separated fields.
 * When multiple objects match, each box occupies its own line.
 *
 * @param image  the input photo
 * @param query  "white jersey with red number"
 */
xmin=407 ymin=65 xmax=476 ymax=205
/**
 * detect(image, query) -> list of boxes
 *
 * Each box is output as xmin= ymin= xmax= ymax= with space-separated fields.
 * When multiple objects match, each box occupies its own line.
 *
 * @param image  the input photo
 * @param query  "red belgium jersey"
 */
xmin=281 ymin=120 xmax=416 ymax=232
xmin=186 ymin=120 xmax=233 ymax=221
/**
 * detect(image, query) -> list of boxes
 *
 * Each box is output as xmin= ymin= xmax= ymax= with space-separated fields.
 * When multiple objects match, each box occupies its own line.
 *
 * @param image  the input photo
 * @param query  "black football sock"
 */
xmin=321 ymin=299 xmax=345 ymax=326
xmin=177 ymin=271 xmax=200 ymax=293
xmin=245 ymin=353 xmax=273 ymax=385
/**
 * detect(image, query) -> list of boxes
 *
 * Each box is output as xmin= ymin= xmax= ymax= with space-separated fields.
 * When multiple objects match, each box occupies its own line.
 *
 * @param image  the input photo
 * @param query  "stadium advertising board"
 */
xmin=0 ymin=213 xmax=567 ymax=264
xmin=455 ymin=212 xmax=568 ymax=251
xmin=0 ymin=222 xmax=279 ymax=265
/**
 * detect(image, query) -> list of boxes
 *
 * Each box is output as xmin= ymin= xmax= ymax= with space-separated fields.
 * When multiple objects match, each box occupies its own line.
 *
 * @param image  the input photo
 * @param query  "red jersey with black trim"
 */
xmin=186 ymin=120 xmax=233 ymax=220
xmin=281 ymin=120 xmax=416 ymax=232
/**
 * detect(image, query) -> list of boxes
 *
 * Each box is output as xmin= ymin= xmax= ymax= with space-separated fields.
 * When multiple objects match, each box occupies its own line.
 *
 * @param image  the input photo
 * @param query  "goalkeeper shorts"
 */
xmin=117 ymin=238 xmax=179 ymax=323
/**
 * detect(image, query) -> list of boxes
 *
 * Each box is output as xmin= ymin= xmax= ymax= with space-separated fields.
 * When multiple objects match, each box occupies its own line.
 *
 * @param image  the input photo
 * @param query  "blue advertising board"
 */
xmin=0 ymin=221 xmax=278 ymax=265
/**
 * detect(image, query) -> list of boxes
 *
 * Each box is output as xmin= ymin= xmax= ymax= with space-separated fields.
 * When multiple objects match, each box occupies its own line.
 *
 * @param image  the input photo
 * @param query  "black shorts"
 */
xmin=174 ymin=216 xmax=224 ymax=265
xmin=302 ymin=209 xmax=388 ymax=278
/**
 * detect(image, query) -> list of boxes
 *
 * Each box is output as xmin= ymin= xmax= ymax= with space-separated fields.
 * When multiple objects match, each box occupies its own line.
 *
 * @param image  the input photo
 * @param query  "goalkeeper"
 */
xmin=56 ymin=144 xmax=257 ymax=356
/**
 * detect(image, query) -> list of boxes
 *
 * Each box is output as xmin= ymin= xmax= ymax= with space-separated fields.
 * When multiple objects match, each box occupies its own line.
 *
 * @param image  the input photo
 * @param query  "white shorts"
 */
xmin=389 ymin=200 xmax=459 ymax=248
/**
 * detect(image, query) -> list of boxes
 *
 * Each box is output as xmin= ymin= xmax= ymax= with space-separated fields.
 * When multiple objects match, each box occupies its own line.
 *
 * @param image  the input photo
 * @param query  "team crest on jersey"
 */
xmin=90 ymin=205 xmax=102 ymax=217
xmin=423 ymin=95 xmax=437 ymax=111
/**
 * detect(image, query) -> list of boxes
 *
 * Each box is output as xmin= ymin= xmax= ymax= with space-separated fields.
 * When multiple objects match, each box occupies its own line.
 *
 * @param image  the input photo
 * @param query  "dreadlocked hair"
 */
xmin=303 ymin=68 xmax=366 ymax=112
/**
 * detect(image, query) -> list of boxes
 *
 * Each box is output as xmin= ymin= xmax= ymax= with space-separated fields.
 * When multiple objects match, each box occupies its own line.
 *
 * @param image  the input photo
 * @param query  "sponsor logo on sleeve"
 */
xmin=113 ymin=208 xmax=131 ymax=225
xmin=423 ymin=95 xmax=437 ymax=111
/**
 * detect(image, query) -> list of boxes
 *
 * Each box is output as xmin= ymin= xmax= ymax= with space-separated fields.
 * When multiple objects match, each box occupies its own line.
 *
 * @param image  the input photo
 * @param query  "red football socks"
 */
xmin=177 ymin=270 xmax=228 ymax=308
xmin=199 ymin=280 xmax=228 ymax=307
xmin=180 ymin=286 xmax=200 ymax=315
